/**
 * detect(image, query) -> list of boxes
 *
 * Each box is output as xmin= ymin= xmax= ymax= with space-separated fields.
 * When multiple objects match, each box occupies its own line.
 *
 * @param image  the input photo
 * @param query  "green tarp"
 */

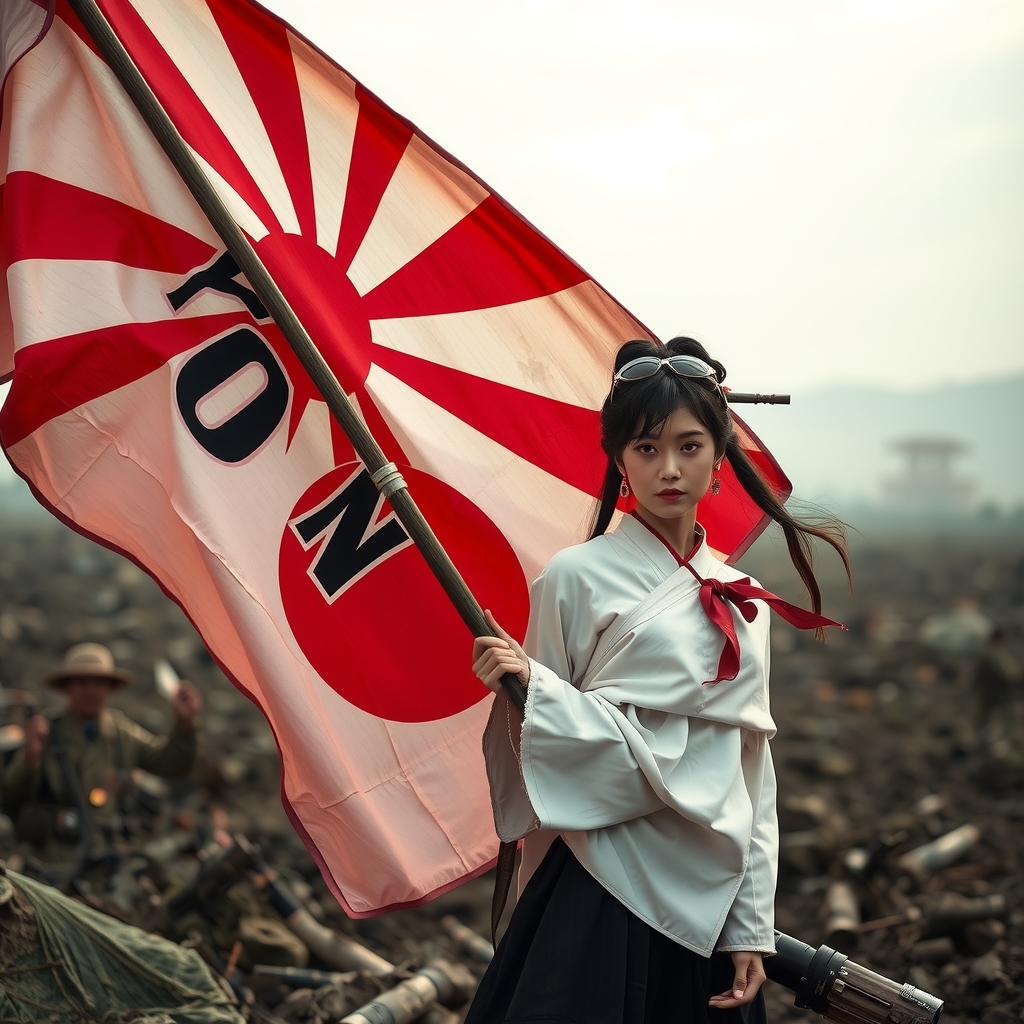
xmin=0 ymin=870 xmax=244 ymax=1024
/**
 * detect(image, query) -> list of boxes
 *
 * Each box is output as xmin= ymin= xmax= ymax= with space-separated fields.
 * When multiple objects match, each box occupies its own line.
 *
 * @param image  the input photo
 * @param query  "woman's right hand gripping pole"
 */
xmin=472 ymin=610 xmax=531 ymax=695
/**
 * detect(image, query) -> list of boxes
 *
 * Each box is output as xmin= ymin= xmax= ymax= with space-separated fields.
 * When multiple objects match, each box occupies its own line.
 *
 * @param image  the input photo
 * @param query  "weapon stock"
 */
xmin=767 ymin=931 xmax=943 ymax=1024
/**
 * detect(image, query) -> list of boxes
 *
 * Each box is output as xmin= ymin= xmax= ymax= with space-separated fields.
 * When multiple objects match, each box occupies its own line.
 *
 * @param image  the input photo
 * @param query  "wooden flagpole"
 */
xmin=66 ymin=7 xmax=944 ymax=977
xmin=65 ymin=0 xmax=527 ymax=712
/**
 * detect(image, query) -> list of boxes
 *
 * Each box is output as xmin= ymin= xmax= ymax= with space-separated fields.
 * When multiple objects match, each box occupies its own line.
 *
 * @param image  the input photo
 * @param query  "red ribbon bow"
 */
xmin=685 ymin=565 xmax=844 ymax=684
xmin=626 ymin=512 xmax=844 ymax=684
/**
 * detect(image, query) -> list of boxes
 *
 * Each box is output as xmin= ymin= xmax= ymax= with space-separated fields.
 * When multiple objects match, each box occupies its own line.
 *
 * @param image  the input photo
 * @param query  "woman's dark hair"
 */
xmin=590 ymin=336 xmax=849 ymax=618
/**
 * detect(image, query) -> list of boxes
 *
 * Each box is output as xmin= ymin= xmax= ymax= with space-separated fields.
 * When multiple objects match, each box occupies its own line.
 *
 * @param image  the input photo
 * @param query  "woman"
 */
xmin=469 ymin=337 xmax=848 ymax=1024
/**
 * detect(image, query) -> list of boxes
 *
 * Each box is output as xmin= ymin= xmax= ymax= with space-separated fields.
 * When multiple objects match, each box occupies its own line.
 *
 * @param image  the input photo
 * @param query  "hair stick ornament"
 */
xmin=725 ymin=393 xmax=791 ymax=404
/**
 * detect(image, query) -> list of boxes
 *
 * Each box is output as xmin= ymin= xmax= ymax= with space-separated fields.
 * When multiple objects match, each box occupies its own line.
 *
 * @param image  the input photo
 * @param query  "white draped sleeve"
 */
xmin=520 ymin=661 xmax=672 ymax=829
xmin=715 ymin=733 xmax=779 ymax=953
xmin=483 ymin=540 xmax=647 ymax=838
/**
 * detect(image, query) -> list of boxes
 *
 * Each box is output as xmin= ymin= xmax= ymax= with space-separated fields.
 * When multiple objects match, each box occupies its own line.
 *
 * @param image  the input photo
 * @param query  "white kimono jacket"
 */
xmin=483 ymin=514 xmax=779 ymax=956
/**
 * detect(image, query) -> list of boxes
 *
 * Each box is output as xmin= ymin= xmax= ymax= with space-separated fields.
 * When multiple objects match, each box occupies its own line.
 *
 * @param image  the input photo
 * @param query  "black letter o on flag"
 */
xmin=176 ymin=329 xmax=290 ymax=463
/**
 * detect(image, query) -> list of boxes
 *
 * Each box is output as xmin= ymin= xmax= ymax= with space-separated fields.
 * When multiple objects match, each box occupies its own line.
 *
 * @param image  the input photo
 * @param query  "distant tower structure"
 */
xmin=883 ymin=437 xmax=974 ymax=514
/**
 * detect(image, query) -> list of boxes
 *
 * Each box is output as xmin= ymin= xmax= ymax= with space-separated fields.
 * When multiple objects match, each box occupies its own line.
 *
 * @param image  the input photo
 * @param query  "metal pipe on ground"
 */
xmin=251 ymin=965 xmax=356 ymax=989
xmin=419 ymin=1009 xmax=461 ymax=1024
xmin=340 ymin=960 xmax=475 ymax=1024
xmin=897 ymin=824 xmax=980 ymax=883
xmin=822 ymin=880 xmax=861 ymax=951
xmin=262 ymin=873 xmax=394 ymax=975
xmin=921 ymin=892 xmax=1006 ymax=936
xmin=440 ymin=915 xmax=494 ymax=963
xmin=854 ymin=891 xmax=1004 ymax=940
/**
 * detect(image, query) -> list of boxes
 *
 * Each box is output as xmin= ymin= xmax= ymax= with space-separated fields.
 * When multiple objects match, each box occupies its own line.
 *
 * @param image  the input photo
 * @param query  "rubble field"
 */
xmin=1 ymin=515 xmax=1022 ymax=1023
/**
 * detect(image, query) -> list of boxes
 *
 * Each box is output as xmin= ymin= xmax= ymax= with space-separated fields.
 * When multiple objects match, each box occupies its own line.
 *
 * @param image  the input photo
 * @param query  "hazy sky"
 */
xmin=258 ymin=0 xmax=1024 ymax=396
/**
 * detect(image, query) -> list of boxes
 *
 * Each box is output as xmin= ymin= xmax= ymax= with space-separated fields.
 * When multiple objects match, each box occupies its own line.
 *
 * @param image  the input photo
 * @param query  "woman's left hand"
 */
xmin=472 ymin=610 xmax=531 ymax=695
xmin=708 ymin=951 xmax=766 ymax=1009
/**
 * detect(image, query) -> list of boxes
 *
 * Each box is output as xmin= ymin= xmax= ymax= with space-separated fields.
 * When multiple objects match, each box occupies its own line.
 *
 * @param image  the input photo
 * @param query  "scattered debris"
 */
xmin=746 ymin=533 xmax=1024 ymax=1023
xmin=2 ymin=504 xmax=1023 ymax=1024
xmin=898 ymin=825 xmax=981 ymax=883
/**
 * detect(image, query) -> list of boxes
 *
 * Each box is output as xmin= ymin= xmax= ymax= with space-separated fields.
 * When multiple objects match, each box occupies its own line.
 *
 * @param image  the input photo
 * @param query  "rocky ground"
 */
xmin=744 ymin=530 xmax=1024 ymax=1024
xmin=1 ymin=512 xmax=1022 ymax=1023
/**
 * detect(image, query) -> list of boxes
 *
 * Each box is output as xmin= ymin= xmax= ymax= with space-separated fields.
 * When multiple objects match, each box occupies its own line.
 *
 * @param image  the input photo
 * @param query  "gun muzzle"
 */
xmin=767 ymin=931 xmax=943 ymax=1024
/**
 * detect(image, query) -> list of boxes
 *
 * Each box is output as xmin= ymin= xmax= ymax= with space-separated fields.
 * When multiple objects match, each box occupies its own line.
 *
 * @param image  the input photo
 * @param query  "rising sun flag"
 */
xmin=0 ymin=0 xmax=790 ymax=914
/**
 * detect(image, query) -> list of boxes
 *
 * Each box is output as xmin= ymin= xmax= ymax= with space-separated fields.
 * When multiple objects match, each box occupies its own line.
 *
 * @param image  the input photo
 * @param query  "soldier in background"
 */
xmin=973 ymin=626 xmax=1022 ymax=746
xmin=0 ymin=642 xmax=201 ymax=870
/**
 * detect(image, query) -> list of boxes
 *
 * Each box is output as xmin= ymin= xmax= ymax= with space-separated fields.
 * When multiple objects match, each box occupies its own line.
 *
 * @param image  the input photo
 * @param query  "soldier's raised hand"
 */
xmin=24 ymin=712 xmax=49 ymax=768
xmin=171 ymin=681 xmax=203 ymax=730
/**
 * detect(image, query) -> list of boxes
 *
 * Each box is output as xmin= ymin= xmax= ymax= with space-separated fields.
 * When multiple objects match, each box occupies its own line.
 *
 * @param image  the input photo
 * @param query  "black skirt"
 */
xmin=465 ymin=838 xmax=769 ymax=1024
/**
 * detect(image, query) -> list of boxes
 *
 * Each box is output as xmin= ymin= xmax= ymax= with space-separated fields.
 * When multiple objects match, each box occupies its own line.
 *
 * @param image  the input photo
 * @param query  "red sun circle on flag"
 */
xmin=256 ymin=233 xmax=372 ymax=392
xmin=279 ymin=462 xmax=530 ymax=722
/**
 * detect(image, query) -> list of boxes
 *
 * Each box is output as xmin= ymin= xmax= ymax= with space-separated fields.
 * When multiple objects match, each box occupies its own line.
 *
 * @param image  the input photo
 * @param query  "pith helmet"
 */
xmin=44 ymin=643 xmax=134 ymax=690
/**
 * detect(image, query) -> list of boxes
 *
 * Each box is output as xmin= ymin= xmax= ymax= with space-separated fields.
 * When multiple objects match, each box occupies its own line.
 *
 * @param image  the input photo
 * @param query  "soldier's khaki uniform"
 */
xmin=0 ymin=708 xmax=196 ymax=863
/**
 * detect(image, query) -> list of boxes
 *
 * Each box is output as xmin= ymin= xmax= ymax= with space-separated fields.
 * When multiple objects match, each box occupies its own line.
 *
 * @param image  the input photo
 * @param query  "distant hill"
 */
xmin=0 ymin=472 xmax=45 ymax=517
xmin=737 ymin=373 xmax=1024 ymax=511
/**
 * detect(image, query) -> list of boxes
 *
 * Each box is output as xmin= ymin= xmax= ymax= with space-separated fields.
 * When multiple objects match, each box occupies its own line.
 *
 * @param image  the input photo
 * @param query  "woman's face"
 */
xmin=616 ymin=406 xmax=720 ymax=524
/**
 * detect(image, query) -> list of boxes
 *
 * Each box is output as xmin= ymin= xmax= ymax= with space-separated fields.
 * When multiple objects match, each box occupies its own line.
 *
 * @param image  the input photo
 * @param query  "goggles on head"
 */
xmin=611 ymin=354 xmax=721 ymax=396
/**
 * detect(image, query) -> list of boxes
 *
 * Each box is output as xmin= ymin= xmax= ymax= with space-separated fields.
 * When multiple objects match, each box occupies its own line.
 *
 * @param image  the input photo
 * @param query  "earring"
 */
xmin=620 ymin=479 xmax=630 ymax=498
xmin=711 ymin=477 xmax=721 ymax=495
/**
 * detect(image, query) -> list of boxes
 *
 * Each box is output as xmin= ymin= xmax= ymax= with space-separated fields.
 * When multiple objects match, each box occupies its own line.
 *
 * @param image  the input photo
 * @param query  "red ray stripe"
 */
xmin=97 ymin=0 xmax=282 ymax=235
xmin=360 ymin=195 xmax=590 ymax=321
xmin=745 ymin=447 xmax=788 ymax=494
xmin=1 ymin=171 xmax=215 ymax=272
xmin=697 ymin=458 xmax=772 ymax=561
xmin=370 ymin=344 xmax=605 ymax=496
xmin=334 ymin=87 xmax=414 ymax=268
xmin=0 ymin=312 xmax=246 ymax=446
xmin=209 ymin=0 xmax=316 ymax=239
xmin=695 ymin=414 xmax=792 ymax=562
xmin=732 ymin=413 xmax=790 ymax=497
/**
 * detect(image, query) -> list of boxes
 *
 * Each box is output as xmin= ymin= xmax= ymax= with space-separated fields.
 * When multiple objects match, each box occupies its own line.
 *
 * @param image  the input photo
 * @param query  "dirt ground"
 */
xmin=1 ymin=515 xmax=1022 ymax=1023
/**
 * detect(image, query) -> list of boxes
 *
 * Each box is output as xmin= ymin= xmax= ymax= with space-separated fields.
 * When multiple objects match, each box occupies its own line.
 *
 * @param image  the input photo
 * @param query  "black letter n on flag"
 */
xmin=290 ymin=468 xmax=412 ymax=602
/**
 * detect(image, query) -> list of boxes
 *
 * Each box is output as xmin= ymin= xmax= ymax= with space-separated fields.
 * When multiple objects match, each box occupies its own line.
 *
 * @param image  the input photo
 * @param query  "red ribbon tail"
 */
xmin=705 ymin=642 xmax=741 ymax=686
xmin=726 ymin=578 xmax=844 ymax=633
xmin=760 ymin=596 xmax=843 ymax=632
xmin=701 ymin=585 xmax=741 ymax=684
